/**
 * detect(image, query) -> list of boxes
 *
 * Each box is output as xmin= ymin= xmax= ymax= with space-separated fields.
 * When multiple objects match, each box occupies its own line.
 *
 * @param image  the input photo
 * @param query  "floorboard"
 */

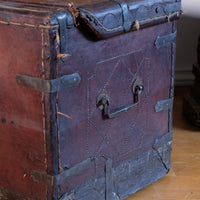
xmin=126 ymin=87 xmax=200 ymax=200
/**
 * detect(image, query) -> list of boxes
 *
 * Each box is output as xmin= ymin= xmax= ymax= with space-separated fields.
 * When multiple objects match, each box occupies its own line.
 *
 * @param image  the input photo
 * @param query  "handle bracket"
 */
xmin=96 ymin=78 xmax=143 ymax=119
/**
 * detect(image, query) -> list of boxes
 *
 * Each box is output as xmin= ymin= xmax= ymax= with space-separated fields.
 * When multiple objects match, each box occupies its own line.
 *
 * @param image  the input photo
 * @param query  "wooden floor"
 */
xmin=126 ymin=87 xmax=200 ymax=200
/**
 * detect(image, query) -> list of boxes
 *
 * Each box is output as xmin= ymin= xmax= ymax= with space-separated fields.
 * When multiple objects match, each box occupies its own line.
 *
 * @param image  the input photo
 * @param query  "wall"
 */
xmin=175 ymin=0 xmax=200 ymax=85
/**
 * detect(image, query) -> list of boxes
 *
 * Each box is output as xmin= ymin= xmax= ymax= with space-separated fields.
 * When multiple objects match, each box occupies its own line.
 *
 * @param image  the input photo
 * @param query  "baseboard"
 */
xmin=175 ymin=69 xmax=195 ymax=86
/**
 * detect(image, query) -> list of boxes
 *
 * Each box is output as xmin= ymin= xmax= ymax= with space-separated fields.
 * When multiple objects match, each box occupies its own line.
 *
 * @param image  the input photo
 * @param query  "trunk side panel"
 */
xmin=0 ymin=14 xmax=47 ymax=200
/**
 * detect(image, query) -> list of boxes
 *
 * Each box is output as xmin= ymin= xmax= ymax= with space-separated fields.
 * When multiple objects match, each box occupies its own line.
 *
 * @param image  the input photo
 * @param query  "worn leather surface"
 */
xmin=57 ymin=21 xmax=175 ymax=197
xmin=0 ymin=0 xmax=181 ymax=7
xmin=0 ymin=9 xmax=55 ymax=200
xmin=78 ymin=0 xmax=181 ymax=38
xmin=0 ymin=0 xmax=178 ymax=199
xmin=0 ymin=0 xmax=181 ymax=39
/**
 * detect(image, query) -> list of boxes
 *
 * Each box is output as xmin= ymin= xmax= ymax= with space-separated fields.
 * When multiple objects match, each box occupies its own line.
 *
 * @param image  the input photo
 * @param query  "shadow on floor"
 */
xmin=173 ymin=86 xmax=200 ymax=132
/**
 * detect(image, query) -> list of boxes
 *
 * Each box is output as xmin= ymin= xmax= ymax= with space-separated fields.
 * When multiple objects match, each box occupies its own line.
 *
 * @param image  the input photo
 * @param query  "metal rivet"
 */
xmin=1 ymin=118 xmax=6 ymax=123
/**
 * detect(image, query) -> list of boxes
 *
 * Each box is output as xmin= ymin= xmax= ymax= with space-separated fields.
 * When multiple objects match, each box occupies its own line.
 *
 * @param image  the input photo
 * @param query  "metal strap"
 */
xmin=55 ymin=158 xmax=92 ymax=185
xmin=155 ymin=31 xmax=177 ymax=49
xmin=16 ymin=73 xmax=81 ymax=93
xmin=155 ymin=98 xmax=173 ymax=112
xmin=32 ymin=158 xmax=92 ymax=186
xmin=56 ymin=11 xmax=73 ymax=62
xmin=113 ymin=0 xmax=131 ymax=32
xmin=105 ymin=158 xmax=114 ymax=200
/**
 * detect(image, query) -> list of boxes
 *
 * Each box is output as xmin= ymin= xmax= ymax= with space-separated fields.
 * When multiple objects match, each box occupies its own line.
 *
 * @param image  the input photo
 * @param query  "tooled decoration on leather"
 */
xmin=79 ymin=7 xmax=123 ymax=32
xmin=0 ymin=8 xmax=58 ymax=29
xmin=78 ymin=2 xmax=180 ymax=37
xmin=86 ymin=49 xmax=152 ymax=163
xmin=0 ymin=16 xmax=58 ymax=29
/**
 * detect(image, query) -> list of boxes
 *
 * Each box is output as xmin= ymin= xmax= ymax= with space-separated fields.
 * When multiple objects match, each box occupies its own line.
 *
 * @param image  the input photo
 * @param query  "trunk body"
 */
xmin=0 ymin=0 xmax=181 ymax=199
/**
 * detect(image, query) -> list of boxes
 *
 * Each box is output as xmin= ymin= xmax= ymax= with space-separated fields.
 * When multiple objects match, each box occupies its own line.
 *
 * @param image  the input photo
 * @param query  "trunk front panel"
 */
xmin=57 ymin=22 xmax=174 ymax=197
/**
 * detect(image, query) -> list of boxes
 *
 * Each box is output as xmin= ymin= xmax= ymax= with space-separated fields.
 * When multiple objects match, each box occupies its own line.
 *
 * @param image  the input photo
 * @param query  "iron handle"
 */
xmin=96 ymin=78 xmax=144 ymax=119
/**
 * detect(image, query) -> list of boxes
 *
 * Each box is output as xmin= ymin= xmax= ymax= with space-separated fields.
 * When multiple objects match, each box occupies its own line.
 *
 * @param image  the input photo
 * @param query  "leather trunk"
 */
xmin=0 ymin=0 xmax=181 ymax=199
